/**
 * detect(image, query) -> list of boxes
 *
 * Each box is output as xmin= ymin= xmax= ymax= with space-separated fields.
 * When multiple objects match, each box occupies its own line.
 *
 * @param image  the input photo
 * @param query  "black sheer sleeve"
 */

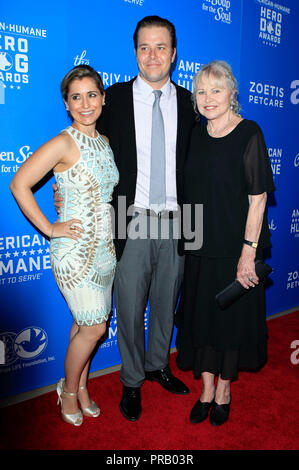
xmin=243 ymin=125 xmax=276 ymax=195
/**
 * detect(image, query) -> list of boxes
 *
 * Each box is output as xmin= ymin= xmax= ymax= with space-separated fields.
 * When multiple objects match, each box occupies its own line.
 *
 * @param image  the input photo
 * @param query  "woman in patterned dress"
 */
xmin=10 ymin=65 xmax=119 ymax=426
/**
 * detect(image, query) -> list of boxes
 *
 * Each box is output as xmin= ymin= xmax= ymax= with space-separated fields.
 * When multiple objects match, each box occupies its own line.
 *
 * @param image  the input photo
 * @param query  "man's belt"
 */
xmin=133 ymin=207 xmax=179 ymax=219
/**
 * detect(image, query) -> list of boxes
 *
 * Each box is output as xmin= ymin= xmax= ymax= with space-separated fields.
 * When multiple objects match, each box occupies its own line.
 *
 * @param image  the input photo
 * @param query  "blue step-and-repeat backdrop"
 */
xmin=0 ymin=0 xmax=298 ymax=400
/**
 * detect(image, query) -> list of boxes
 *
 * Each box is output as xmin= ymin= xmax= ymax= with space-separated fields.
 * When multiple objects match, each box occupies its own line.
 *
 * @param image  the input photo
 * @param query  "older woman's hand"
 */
xmin=236 ymin=250 xmax=259 ymax=289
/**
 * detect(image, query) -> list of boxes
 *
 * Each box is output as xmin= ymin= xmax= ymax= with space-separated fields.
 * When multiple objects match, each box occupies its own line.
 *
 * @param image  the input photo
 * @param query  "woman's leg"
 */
xmin=62 ymin=322 xmax=106 ymax=414
xmin=68 ymin=322 xmax=95 ymax=409
xmin=189 ymin=371 xmax=216 ymax=423
xmin=215 ymin=376 xmax=231 ymax=404
xmin=200 ymin=372 xmax=216 ymax=402
xmin=209 ymin=375 xmax=231 ymax=426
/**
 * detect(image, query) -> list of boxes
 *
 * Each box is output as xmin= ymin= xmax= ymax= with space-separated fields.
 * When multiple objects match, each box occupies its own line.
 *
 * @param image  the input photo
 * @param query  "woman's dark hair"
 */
xmin=133 ymin=15 xmax=177 ymax=51
xmin=60 ymin=65 xmax=104 ymax=101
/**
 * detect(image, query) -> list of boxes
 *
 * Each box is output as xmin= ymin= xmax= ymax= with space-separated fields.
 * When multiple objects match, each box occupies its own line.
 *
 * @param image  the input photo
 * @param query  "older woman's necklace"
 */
xmin=207 ymin=115 xmax=235 ymax=137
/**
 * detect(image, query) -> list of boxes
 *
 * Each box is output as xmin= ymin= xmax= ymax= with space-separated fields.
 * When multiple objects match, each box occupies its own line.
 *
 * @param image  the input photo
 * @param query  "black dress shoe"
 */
xmin=190 ymin=398 xmax=214 ymax=424
xmin=210 ymin=396 xmax=231 ymax=426
xmin=119 ymin=386 xmax=141 ymax=421
xmin=145 ymin=366 xmax=190 ymax=395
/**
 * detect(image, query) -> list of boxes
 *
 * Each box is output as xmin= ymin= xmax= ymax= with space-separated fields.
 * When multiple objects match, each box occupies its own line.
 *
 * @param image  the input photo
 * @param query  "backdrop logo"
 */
xmin=259 ymin=6 xmax=282 ymax=46
xmin=0 ymin=52 xmax=13 ymax=70
xmin=202 ymin=0 xmax=232 ymax=24
xmin=290 ymin=209 xmax=299 ymax=238
xmin=0 ymin=327 xmax=54 ymax=373
xmin=0 ymin=21 xmax=47 ymax=104
xmin=268 ymin=147 xmax=282 ymax=177
xmin=0 ymin=234 xmax=51 ymax=286
xmin=248 ymin=81 xmax=284 ymax=108
xmin=290 ymin=80 xmax=299 ymax=104
xmin=98 ymin=70 xmax=134 ymax=86
xmin=0 ymin=34 xmax=28 ymax=86
xmin=1 ymin=144 xmax=33 ymax=175
xmin=70 ymin=53 xmax=135 ymax=86
xmin=74 ymin=50 xmax=90 ymax=66
xmin=175 ymin=59 xmax=202 ymax=92
xmin=123 ymin=0 xmax=145 ymax=6
xmin=269 ymin=219 xmax=277 ymax=231
xmin=287 ymin=270 xmax=299 ymax=290
xmin=256 ymin=1 xmax=290 ymax=48
xmin=14 ymin=327 xmax=48 ymax=360
xmin=290 ymin=340 xmax=299 ymax=365
xmin=294 ymin=154 xmax=299 ymax=168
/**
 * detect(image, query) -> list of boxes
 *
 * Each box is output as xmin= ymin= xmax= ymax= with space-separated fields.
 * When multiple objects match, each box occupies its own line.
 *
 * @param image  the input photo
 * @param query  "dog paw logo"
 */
xmin=14 ymin=327 xmax=48 ymax=360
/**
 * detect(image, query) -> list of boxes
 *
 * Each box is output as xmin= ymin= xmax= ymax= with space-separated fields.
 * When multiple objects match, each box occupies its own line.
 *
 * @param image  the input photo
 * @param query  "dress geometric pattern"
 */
xmin=50 ymin=126 xmax=119 ymax=326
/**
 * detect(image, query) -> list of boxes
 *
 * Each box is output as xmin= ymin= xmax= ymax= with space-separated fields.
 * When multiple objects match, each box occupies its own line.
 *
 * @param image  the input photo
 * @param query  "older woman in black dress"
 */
xmin=176 ymin=60 xmax=275 ymax=426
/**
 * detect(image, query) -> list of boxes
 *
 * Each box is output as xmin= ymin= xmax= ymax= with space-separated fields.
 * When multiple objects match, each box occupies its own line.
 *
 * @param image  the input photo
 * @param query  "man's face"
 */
xmin=135 ymin=26 xmax=176 ymax=89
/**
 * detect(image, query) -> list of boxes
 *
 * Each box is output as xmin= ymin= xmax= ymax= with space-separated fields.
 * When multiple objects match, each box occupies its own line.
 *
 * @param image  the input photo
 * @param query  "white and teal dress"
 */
xmin=50 ymin=126 xmax=119 ymax=326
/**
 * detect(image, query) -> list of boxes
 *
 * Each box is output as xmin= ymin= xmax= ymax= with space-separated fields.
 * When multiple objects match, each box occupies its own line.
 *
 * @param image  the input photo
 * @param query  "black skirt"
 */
xmin=175 ymin=255 xmax=268 ymax=379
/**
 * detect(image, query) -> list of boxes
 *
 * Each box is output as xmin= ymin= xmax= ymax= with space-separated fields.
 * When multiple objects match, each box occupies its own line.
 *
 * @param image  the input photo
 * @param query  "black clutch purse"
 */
xmin=215 ymin=260 xmax=272 ymax=310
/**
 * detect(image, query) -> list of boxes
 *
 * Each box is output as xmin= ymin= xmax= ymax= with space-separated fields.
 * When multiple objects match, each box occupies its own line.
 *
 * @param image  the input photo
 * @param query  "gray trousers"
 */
xmin=114 ymin=213 xmax=184 ymax=388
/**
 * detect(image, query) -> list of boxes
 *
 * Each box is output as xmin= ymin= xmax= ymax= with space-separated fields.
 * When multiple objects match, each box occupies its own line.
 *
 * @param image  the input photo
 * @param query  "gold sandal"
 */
xmin=56 ymin=378 xmax=83 ymax=426
xmin=78 ymin=385 xmax=100 ymax=418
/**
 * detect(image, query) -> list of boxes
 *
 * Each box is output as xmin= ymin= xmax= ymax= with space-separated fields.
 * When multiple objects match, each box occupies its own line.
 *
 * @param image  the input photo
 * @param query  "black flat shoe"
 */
xmin=145 ymin=366 xmax=190 ymax=395
xmin=190 ymin=398 xmax=214 ymax=424
xmin=210 ymin=396 xmax=231 ymax=426
xmin=119 ymin=386 xmax=141 ymax=421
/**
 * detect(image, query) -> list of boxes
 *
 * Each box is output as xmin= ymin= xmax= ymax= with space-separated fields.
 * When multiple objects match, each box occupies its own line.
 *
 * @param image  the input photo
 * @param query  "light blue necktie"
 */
xmin=149 ymin=90 xmax=166 ymax=210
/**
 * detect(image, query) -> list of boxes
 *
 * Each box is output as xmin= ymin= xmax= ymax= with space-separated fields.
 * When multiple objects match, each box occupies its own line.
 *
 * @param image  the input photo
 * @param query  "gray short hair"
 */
xmin=191 ymin=60 xmax=241 ymax=119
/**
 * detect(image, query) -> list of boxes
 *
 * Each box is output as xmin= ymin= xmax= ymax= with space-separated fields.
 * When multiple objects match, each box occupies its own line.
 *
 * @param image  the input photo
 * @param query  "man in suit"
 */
xmin=97 ymin=16 xmax=195 ymax=421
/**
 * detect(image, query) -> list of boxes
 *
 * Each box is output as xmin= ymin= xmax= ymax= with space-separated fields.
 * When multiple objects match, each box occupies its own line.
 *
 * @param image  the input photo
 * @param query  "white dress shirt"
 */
xmin=133 ymin=74 xmax=178 ymax=212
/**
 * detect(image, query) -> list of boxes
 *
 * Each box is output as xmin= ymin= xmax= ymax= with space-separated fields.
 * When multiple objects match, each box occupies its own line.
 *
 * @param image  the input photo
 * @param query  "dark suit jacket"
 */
xmin=96 ymin=77 xmax=195 ymax=261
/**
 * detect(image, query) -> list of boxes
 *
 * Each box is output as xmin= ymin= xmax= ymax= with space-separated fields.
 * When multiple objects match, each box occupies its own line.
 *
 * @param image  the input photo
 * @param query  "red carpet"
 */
xmin=1 ymin=311 xmax=298 ymax=451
